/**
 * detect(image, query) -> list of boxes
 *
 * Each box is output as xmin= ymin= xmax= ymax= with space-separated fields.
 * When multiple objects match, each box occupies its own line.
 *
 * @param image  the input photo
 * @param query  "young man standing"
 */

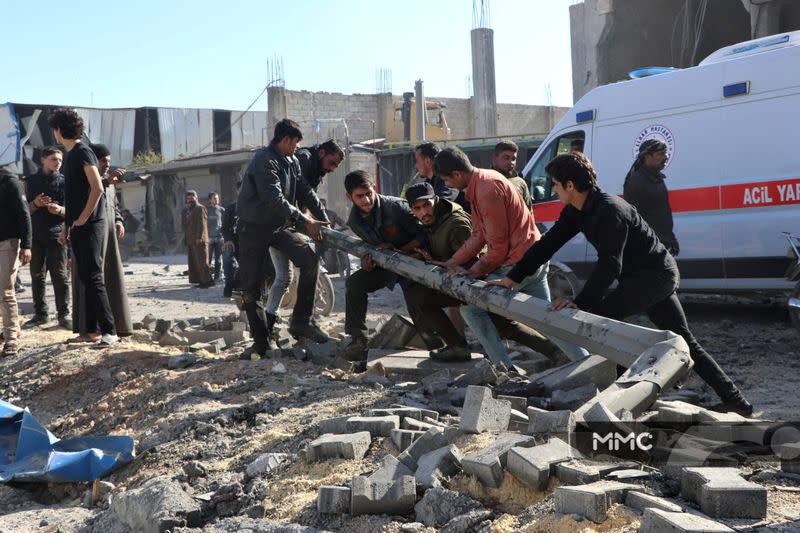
xmin=492 ymin=140 xmax=532 ymax=210
xmin=221 ymin=181 xmax=241 ymax=297
xmin=237 ymin=119 xmax=331 ymax=359
xmin=49 ymin=108 xmax=117 ymax=347
xmin=433 ymin=147 xmax=586 ymax=368
xmin=487 ymin=151 xmax=752 ymax=416
xmin=414 ymin=142 xmax=469 ymax=212
xmin=0 ymin=164 xmax=32 ymax=356
xmin=184 ymin=191 xmax=213 ymax=288
xmin=206 ymin=192 xmax=225 ymax=281
xmin=338 ymin=170 xmax=426 ymax=361
xmin=24 ymin=147 xmax=71 ymax=329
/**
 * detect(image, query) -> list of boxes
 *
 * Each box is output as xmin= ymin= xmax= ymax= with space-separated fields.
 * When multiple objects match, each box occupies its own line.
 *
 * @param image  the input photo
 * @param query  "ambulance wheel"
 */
xmin=788 ymin=283 xmax=800 ymax=332
xmin=548 ymin=263 xmax=582 ymax=302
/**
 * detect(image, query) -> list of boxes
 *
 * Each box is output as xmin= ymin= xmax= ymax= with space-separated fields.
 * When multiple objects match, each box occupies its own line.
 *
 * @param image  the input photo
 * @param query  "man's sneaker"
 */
xmin=288 ymin=321 xmax=331 ymax=344
xmin=239 ymin=345 xmax=265 ymax=361
xmin=57 ymin=315 xmax=73 ymax=330
xmin=23 ymin=315 xmax=48 ymax=328
xmin=430 ymin=344 xmax=472 ymax=362
xmin=709 ymin=395 xmax=754 ymax=418
xmin=336 ymin=335 xmax=369 ymax=361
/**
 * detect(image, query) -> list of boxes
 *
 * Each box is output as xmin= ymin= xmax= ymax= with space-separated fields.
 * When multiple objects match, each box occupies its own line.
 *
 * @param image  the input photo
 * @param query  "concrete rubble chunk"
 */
xmin=460 ymin=386 xmax=511 ymax=434
xmin=346 ymin=415 xmax=400 ymax=437
xmin=159 ymin=330 xmax=189 ymax=347
xmin=452 ymin=358 xmax=498 ymax=387
xmin=391 ymin=429 xmax=426 ymax=452
xmin=318 ymin=415 xmax=351 ymax=435
xmin=274 ymin=327 xmax=295 ymax=349
xmin=554 ymin=480 xmax=638 ymax=523
xmin=439 ymin=509 xmax=493 ymax=533
xmin=680 ymin=467 xmax=767 ymax=519
xmin=413 ymin=487 xmax=481 ymax=527
xmin=580 ymin=401 xmax=621 ymax=423
xmin=110 ymin=476 xmax=202 ymax=533
xmin=508 ymin=408 xmax=529 ymax=432
xmin=461 ymin=432 xmax=535 ymax=488
xmin=639 ymin=508 xmax=734 ymax=533
xmin=398 ymin=426 xmax=463 ymax=470
xmin=371 ymin=455 xmax=414 ymax=481
xmin=527 ymin=408 xmax=575 ymax=445
xmin=415 ymin=444 xmax=463 ymax=489
xmin=605 ymin=469 xmax=651 ymax=481
xmin=625 ymin=491 xmax=683 ymax=513
xmin=176 ymin=517 xmax=331 ymax=532
xmin=652 ymin=400 xmax=705 ymax=423
xmin=555 ymin=461 xmax=637 ymax=486
xmin=306 ymin=432 xmax=372 ymax=462
xmin=168 ymin=353 xmax=198 ymax=369
xmin=317 ymin=486 xmax=351 ymax=514
xmin=245 ymin=453 xmax=290 ymax=478
xmin=422 ymin=369 xmax=453 ymax=396
xmin=402 ymin=417 xmax=437 ymax=432
xmin=507 ymin=437 xmax=576 ymax=490
xmin=369 ymin=314 xmax=419 ymax=349
xmin=529 ymin=355 xmax=617 ymax=395
xmin=695 ymin=409 xmax=749 ymax=423
xmin=370 ymin=407 xmax=437 ymax=422
xmin=350 ymin=474 xmax=416 ymax=516
xmin=551 ymin=383 xmax=599 ymax=411
xmin=181 ymin=329 xmax=248 ymax=347
xmin=781 ymin=442 xmax=800 ymax=474
xmin=308 ymin=341 xmax=338 ymax=365
xmin=498 ymin=395 xmax=528 ymax=412
xmin=155 ymin=318 xmax=174 ymax=334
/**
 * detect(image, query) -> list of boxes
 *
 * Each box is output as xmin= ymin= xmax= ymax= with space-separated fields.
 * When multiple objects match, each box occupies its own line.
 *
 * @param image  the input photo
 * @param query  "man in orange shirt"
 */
xmin=433 ymin=147 xmax=586 ymax=367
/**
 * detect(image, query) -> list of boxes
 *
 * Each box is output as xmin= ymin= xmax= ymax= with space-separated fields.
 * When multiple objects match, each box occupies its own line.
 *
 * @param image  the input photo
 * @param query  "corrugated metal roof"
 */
xmin=231 ymin=111 xmax=267 ymax=149
xmin=157 ymin=108 xmax=214 ymax=161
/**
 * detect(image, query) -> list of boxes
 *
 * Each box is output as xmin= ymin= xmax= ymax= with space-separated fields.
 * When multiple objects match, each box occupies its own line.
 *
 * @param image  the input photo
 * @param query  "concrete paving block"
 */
xmin=421 ymin=369 xmax=453 ymax=396
xmin=554 ymin=480 xmax=638 ymax=523
xmin=306 ymin=432 xmax=372 ymax=462
xmin=245 ymin=453 xmax=289 ymax=477
xmin=369 ymin=314 xmax=418 ymax=349
xmin=402 ymin=418 xmax=437 ymax=432
xmin=397 ymin=426 xmax=463 ymax=470
xmin=625 ymin=491 xmax=683 ymax=513
xmin=530 ymin=355 xmax=617 ymax=395
xmin=507 ymin=438 xmax=576 ymax=490
xmin=681 ymin=467 xmax=767 ymax=519
xmin=345 ymin=415 xmax=400 ymax=437
xmin=551 ymin=383 xmax=599 ymax=411
xmin=422 ymin=416 xmax=447 ymax=427
xmin=461 ymin=432 xmax=535 ymax=488
xmin=652 ymin=400 xmax=705 ymax=423
xmin=498 ymin=395 xmax=528 ymax=412
xmin=555 ymin=461 xmax=637 ymax=485
xmin=527 ymin=409 xmax=575 ymax=445
xmin=350 ymin=474 xmax=416 ymax=516
xmin=639 ymin=508 xmax=734 ymax=532
xmin=317 ymin=486 xmax=351 ymax=514
xmin=460 ymin=386 xmax=511 ymax=434
xmin=159 ymin=330 xmax=189 ymax=347
xmin=391 ymin=429 xmax=425 ymax=452
xmin=370 ymin=407 xmax=436 ymax=423
xmin=781 ymin=442 xmax=800 ymax=474
xmin=508 ymin=408 xmax=529 ymax=432
xmin=414 ymin=444 xmax=463 ymax=489
xmin=372 ymin=455 xmax=414 ymax=481
xmin=318 ymin=415 xmax=351 ymax=435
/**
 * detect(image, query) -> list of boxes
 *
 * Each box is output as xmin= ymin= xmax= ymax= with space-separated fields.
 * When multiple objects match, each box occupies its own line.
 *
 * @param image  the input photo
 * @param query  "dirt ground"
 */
xmin=1 ymin=254 xmax=799 ymax=532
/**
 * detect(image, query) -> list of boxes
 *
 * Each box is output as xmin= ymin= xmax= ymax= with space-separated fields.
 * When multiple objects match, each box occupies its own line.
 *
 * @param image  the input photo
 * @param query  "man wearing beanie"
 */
xmin=624 ymin=139 xmax=680 ymax=256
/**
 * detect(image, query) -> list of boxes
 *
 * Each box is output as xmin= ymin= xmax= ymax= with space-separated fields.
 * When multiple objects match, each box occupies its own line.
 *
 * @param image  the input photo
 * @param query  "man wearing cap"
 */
xmin=183 ymin=190 xmax=213 ymax=288
xmin=624 ymin=139 xmax=680 ymax=256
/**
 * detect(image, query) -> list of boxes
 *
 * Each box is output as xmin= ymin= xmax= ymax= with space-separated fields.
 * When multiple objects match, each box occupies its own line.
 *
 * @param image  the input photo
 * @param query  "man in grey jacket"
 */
xmin=237 ymin=119 xmax=331 ymax=359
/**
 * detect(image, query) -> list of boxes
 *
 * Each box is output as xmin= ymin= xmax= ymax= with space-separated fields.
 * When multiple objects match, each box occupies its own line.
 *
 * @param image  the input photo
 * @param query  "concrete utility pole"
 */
xmin=322 ymin=228 xmax=693 ymax=417
xmin=470 ymin=27 xmax=498 ymax=137
xmin=415 ymin=80 xmax=426 ymax=142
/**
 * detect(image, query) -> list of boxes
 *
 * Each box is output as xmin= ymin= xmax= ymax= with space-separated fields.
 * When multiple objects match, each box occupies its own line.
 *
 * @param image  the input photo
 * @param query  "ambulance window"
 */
xmin=526 ymin=131 xmax=586 ymax=203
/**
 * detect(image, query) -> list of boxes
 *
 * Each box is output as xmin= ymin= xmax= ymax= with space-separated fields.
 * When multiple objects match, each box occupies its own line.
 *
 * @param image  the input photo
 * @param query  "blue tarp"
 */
xmin=0 ymin=399 xmax=135 ymax=482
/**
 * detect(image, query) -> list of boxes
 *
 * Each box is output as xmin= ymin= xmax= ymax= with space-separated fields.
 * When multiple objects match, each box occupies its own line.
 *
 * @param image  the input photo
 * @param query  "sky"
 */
xmin=3 ymin=0 xmax=577 ymax=111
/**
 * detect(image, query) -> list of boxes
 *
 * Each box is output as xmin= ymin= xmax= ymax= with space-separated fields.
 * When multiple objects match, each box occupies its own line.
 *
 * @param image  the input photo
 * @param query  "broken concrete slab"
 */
xmin=398 ymin=426 xmax=463 ymax=470
xmin=367 ymin=349 xmax=484 ymax=382
xmin=507 ymin=438 xmax=576 ymax=490
xmin=461 ymin=432 xmax=536 ymax=488
xmin=110 ymin=476 xmax=202 ymax=533
xmin=639 ymin=508 xmax=734 ymax=533
xmin=306 ymin=432 xmax=372 ymax=462
xmin=680 ymin=467 xmax=767 ymax=519
xmin=415 ymin=444 xmax=463 ymax=489
xmin=554 ymin=480 xmax=638 ymax=523
xmin=413 ymin=487 xmax=481 ymax=528
xmin=391 ymin=429 xmax=425 ymax=452
xmin=317 ymin=486 xmax=351 ymax=514
xmin=350 ymin=474 xmax=416 ymax=516
xmin=345 ymin=415 xmax=400 ymax=437
xmin=460 ymin=386 xmax=511 ymax=434
xmin=551 ymin=384 xmax=599 ymax=411
xmin=624 ymin=491 xmax=683 ymax=514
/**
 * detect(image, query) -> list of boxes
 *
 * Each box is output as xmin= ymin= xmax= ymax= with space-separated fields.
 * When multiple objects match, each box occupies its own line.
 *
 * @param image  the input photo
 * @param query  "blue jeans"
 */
xmin=265 ymin=247 xmax=293 ymax=315
xmin=222 ymin=248 xmax=238 ymax=286
xmin=460 ymin=262 xmax=588 ymax=366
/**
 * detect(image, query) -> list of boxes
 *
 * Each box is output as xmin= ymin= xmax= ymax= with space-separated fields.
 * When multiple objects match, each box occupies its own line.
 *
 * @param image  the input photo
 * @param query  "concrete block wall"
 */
xmin=284 ymin=91 xmax=379 ymax=144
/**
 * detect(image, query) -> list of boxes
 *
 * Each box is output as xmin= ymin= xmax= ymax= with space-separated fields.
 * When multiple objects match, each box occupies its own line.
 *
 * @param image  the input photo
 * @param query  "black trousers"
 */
xmin=70 ymin=222 xmax=115 ymax=335
xmin=345 ymin=267 xmax=404 ymax=337
xmin=209 ymin=237 xmax=223 ymax=278
xmin=593 ymin=269 xmax=740 ymax=402
xmin=239 ymin=224 xmax=318 ymax=351
xmin=30 ymin=237 xmax=70 ymax=318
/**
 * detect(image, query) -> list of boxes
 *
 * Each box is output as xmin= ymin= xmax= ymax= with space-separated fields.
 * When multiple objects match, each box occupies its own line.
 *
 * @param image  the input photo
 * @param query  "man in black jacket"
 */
xmin=0 ymin=165 xmax=32 ymax=356
xmin=488 ymin=151 xmax=752 ymax=416
xmin=623 ymin=139 xmax=679 ymax=255
xmin=295 ymin=139 xmax=344 ymax=191
xmin=221 ymin=180 xmax=240 ymax=297
xmin=24 ymin=147 xmax=71 ymax=328
xmin=237 ymin=119 xmax=331 ymax=359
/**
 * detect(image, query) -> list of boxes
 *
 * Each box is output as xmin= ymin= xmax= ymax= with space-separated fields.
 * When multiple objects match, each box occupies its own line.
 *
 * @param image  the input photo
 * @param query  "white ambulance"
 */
xmin=523 ymin=31 xmax=800 ymax=308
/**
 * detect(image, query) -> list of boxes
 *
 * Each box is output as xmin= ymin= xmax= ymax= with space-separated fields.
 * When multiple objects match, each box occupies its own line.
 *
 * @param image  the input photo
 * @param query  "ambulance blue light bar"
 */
xmin=575 ymin=110 xmax=595 ymax=123
xmin=723 ymin=81 xmax=750 ymax=98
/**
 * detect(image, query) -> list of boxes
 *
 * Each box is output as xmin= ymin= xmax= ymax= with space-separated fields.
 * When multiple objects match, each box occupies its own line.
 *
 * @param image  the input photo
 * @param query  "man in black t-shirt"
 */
xmin=49 ymin=108 xmax=117 ymax=347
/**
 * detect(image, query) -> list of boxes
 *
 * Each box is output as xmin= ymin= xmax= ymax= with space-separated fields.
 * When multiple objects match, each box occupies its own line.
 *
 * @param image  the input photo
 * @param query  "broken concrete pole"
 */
xmin=551 ymin=384 xmax=599 ymax=411
xmin=345 ymin=415 xmax=400 ymax=437
xmin=398 ymin=426 xmax=463 ymax=470
xmin=317 ymin=486 xmax=351 ymax=514
xmin=460 ymin=386 xmax=511 ymax=434
xmin=507 ymin=438 xmax=576 ymax=490
xmin=639 ymin=508 xmax=734 ymax=533
xmin=528 ymin=355 xmax=617 ymax=396
xmin=391 ymin=429 xmax=425 ymax=452
xmin=415 ymin=444 xmax=464 ymax=489
xmin=461 ymin=432 xmax=535 ymax=488
xmin=624 ymin=491 xmax=683 ymax=514
xmin=680 ymin=467 xmax=767 ymax=519
xmin=350 ymin=474 xmax=416 ymax=516
xmin=110 ymin=476 xmax=202 ymax=533
xmin=306 ymin=432 xmax=371 ymax=462
xmin=553 ymin=480 xmax=638 ymax=523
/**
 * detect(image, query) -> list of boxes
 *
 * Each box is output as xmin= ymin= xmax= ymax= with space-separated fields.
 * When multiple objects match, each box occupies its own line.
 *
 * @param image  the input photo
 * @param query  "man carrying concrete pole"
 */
xmin=487 ymin=151 xmax=752 ymax=416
